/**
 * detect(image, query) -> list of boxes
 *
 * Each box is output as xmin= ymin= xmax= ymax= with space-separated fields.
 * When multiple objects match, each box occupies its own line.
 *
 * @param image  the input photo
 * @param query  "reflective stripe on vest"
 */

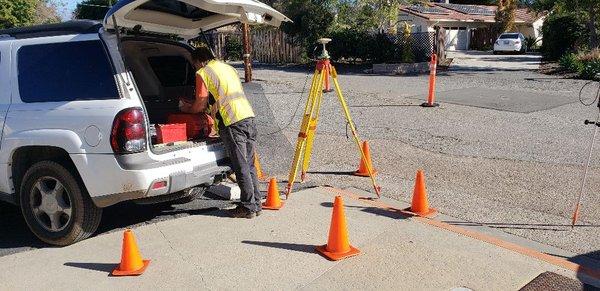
xmin=198 ymin=60 xmax=255 ymax=128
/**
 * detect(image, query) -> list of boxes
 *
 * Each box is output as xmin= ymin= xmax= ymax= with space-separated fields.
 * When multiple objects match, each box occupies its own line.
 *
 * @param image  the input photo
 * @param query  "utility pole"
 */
xmin=242 ymin=23 xmax=252 ymax=83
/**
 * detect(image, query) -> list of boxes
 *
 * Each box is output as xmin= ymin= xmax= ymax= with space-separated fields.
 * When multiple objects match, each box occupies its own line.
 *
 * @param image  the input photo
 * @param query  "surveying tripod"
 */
xmin=285 ymin=38 xmax=381 ymax=199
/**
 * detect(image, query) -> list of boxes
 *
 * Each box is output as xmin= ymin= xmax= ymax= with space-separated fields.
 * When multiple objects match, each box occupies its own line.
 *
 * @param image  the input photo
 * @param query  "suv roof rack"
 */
xmin=0 ymin=20 xmax=102 ymax=40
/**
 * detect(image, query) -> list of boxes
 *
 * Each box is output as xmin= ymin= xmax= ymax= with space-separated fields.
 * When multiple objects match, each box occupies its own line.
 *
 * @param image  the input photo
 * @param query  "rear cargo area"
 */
xmin=121 ymin=39 xmax=217 ymax=151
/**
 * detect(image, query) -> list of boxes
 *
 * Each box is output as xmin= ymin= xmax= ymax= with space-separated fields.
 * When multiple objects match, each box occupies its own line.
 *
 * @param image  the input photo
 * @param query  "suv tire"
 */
xmin=19 ymin=161 xmax=102 ymax=246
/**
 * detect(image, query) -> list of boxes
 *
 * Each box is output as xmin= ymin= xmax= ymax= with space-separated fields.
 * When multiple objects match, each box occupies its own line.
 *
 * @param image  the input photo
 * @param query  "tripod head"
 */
xmin=317 ymin=38 xmax=332 ymax=60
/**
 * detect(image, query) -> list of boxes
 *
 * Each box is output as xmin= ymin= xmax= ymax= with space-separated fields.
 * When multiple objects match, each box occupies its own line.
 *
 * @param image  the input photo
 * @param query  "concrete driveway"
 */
xmin=447 ymin=50 xmax=542 ymax=71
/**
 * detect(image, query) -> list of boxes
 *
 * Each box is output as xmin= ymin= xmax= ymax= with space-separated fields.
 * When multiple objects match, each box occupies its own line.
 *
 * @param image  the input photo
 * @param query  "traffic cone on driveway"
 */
xmin=112 ymin=229 xmax=150 ymax=276
xmin=354 ymin=141 xmax=377 ymax=177
xmin=263 ymin=178 xmax=284 ymax=210
xmin=404 ymin=170 xmax=437 ymax=217
xmin=316 ymin=196 xmax=360 ymax=261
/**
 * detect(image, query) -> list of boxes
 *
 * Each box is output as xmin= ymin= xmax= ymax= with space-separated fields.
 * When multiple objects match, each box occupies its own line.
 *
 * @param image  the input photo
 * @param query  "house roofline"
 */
xmin=398 ymin=7 xmax=433 ymax=21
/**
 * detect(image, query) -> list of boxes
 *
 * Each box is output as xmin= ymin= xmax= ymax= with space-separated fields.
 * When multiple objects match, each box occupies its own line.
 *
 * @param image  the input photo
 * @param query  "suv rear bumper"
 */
xmin=71 ymin=147 xmax=230 ymax=208
xmin=91 ymin=160 xmax=230 ymax=208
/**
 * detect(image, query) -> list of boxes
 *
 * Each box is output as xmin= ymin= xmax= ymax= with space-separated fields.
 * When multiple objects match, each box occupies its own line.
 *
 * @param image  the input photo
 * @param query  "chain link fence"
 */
xmin=386 ymin=32 xmax=436 ymax=63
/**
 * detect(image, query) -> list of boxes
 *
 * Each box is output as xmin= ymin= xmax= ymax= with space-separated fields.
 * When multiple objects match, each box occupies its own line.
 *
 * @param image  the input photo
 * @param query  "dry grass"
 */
xmin=577 ymin=49 xmax=600 ymax=62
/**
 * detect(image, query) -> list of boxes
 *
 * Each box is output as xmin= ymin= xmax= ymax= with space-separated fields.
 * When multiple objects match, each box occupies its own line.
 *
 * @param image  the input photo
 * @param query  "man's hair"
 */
xmin=191 ymin=47 xmax=215 ymax=63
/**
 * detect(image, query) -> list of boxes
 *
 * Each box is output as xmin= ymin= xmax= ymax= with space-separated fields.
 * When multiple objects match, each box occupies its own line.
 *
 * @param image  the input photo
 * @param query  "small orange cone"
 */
xmin=316 ymin=196 xmax=360 ymax=261
xmin=254 ymin=151 xmax=267 ymax=181
xmin=354 ymin=141 xmax=377 ymax=177
xmin=263 ymin=178 xmax=284 ymax=210
xmin=112 ymin=229 xmax=150 ymax=276
xmin=404 ymin=170 xmax=437 ymax=217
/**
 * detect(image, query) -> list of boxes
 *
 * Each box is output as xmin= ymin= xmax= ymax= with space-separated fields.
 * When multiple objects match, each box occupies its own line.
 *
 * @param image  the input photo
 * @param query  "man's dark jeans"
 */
xmin=220 ymin=118 xmax=262 ymax=212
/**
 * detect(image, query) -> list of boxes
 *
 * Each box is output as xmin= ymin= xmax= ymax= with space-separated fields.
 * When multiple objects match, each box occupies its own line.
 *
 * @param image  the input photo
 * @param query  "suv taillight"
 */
xmin=111 ymin=108 xmax=147 ymax=154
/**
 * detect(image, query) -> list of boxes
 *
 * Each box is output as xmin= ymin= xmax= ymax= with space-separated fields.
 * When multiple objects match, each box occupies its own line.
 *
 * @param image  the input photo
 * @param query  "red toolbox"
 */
xmin=167 ymin=113 xmax=214 ymax=139
xmin=155 ymin=123 xmax=187 ymax=144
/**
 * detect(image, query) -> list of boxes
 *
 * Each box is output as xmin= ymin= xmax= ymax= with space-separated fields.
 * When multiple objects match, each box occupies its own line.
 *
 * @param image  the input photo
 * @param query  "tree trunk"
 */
xmin=242 ymin=23 xmax=252 ymax=83
xmin=588 ymin=6 xmax=599 ymax=49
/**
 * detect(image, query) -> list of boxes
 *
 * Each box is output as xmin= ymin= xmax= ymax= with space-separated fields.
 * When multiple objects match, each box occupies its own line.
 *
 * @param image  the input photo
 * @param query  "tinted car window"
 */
xmin=137 ymin=0 xmax=217 ymax=20
xmin=499 ymin=34 xmax=519 ymax=39
xmin=147 ymin=56 xmax=195 ymax=87
xmin=18 ymin=40 xmax=118 ymax=103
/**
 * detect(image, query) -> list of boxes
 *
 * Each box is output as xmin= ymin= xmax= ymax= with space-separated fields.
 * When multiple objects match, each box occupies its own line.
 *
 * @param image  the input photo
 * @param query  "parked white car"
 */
xmin=493 ymin=32 xmax=526 ymax=54
xmin=0 ymin=0 xmax=288 ymax=246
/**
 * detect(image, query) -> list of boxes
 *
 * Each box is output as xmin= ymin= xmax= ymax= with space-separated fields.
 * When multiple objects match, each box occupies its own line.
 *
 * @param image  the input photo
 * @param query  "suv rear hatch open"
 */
xmin=103 ymin=0 xmax=290 ymax=38
xmin=103 ymin=0 xmax=289 ymax=153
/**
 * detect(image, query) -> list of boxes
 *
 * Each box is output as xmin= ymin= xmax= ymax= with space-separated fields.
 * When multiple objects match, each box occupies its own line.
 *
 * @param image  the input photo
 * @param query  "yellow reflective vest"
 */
xmin=197 ymin=60 xmax=255 ymax=129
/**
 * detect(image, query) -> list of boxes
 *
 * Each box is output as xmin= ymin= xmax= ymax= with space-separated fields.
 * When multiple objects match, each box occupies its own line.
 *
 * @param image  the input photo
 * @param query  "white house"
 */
xmin=398 ymin=2 xmax=546 ymax=51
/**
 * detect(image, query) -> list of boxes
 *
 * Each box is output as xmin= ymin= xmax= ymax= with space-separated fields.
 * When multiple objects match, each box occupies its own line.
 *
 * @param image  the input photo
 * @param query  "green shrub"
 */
xmin=371 ymin=32 xmax=399 ymax=63
xmin=524 ymin=36 xmax=540 ymax=51
xmin=578 ymin=50 xmax=600 ymax=79
xmin=540 ymin=13 xmax=588 ymax=60
xmin=580 ymin=59 xmax=600 ymax=79
xmin=558 ymin=50 xmax=600 ymax=79
xmin=559 ymin=53 xmax=583 ymax=73
xmin=224 ymin=36 xmax=243 ymax=61
xmin=328 ymin=28 xmax=373 ymax=62
xmin=327 ymin=28 xmax=419 ymax=64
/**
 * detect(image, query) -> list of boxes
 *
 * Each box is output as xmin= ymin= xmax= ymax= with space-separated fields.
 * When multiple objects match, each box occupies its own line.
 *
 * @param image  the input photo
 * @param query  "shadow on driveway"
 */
xmin=0 ymin=191 xmax=235 ymax=257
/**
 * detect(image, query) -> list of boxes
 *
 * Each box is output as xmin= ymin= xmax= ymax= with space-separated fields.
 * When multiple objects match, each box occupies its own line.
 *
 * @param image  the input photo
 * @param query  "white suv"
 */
xmin=0 ymin=0 xmax=288 ymax=246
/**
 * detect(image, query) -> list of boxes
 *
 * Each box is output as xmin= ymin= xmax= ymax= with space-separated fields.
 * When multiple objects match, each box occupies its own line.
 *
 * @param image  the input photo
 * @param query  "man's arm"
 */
xmin=181 ymin=74 xmax=209 ymax=114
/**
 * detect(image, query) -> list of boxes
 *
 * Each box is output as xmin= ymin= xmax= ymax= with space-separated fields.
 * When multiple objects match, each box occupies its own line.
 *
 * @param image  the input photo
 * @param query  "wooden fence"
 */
xmin=207 ymin=29 xmax=302 ymax=64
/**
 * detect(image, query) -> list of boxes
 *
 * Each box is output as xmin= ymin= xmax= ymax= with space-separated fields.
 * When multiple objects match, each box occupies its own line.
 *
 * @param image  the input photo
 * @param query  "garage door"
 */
xmin=445 ymin=27 xmax=468 ymax=51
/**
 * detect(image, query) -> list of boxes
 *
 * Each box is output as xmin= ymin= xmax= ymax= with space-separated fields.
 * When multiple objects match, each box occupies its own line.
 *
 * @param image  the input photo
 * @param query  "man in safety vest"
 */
xmin=180 ymin=47 xmax=262 ymax=219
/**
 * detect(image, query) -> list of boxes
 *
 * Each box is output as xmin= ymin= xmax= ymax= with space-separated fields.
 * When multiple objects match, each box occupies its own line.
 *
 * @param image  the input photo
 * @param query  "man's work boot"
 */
xmin=228 ymin=205 xmax=256 ymax=219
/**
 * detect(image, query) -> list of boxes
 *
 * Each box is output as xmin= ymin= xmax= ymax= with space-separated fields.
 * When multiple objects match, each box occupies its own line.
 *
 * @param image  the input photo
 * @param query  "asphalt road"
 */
xmin=247 ymin=52 xmax=599 ymax=261
xmin=1 ymin=52 xmax=598 ymax=262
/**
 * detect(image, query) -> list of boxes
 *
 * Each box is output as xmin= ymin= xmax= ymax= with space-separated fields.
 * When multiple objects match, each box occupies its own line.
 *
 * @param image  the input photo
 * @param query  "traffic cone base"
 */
xmin=263 ymin=201 xmax=284 ymax=210
xmin=316 ymin=244 xmax=360 ymax=261
xmin=112 ymin=260 xmax=151 ymax=276
xmin=402 ymin=206 xmax=438 ymax=218
xmin=354 ymin=169 xmax=377 ymax=177
xmin=420 ymin=102 xmax=439 ymax=107
xmin=263 ymin=178 xmax=284 ymax=210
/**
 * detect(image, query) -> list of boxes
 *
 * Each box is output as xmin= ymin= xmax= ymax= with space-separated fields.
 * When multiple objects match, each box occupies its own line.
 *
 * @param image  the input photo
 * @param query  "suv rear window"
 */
xmin=499 ymin=33 xmax=520 ymax=39
xmin=147 ymin=56 xmax=195 ymax=87
xmin=17 ymin=40 xmax=118 ymax=103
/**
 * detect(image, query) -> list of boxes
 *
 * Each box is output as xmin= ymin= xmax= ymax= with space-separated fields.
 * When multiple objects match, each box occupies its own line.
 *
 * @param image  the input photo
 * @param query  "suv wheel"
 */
xmin=20 ymin=161 xmax=102 ymax=246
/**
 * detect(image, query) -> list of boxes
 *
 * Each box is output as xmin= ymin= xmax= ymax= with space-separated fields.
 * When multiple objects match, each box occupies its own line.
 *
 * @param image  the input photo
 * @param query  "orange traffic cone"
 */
xmin=112 ymin=229 xmax=150 ymax=276
xmin=354 ymin=141 xmax=377 ymax=177
xmin=263 ymin=178 xmax=284 ymax=210
xmin=254 ymin=151 xmax=267 ymax=181
xmin=316 ymin=196 xmax=360 ymax=261
xmin=404 ymin=170 xmax=437 ymax=217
